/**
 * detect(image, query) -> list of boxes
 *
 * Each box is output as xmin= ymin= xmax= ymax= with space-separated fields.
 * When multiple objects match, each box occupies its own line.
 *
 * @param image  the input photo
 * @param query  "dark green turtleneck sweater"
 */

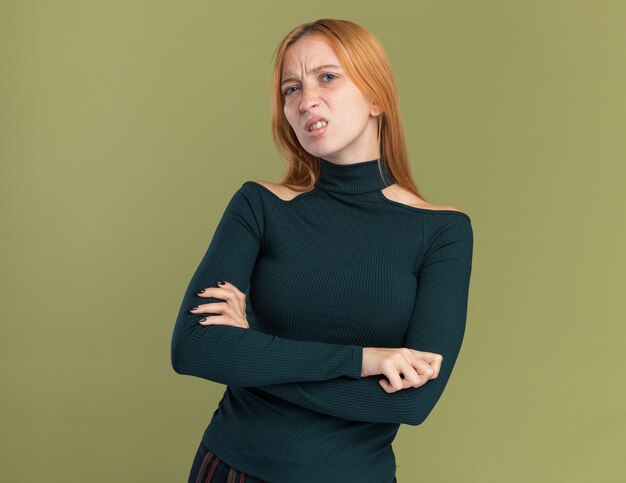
xmin=171 ymin=157 xmax=474 ymax=483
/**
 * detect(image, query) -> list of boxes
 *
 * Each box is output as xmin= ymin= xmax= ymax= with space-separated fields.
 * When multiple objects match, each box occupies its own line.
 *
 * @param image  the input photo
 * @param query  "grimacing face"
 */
xmin=280 ymin=34 xmax=382 ymax=164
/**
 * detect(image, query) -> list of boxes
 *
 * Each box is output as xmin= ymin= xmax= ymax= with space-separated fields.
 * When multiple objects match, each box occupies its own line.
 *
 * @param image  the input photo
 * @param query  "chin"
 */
xmin=300 ymin=145 xmax=328 ymax=159
xmin=305 ymin=143 xmax=342 ymax=159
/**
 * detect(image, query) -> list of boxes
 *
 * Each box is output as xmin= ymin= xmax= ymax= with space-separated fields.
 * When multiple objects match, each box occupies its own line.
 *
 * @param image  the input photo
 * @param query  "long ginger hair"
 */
xmin=269 ymin=18 xmax=426 ymax=200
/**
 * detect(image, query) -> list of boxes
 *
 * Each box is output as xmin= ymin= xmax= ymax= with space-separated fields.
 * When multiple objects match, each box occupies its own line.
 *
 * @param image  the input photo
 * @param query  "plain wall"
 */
xmin=1 ymin=1 xmax=625 ymax=481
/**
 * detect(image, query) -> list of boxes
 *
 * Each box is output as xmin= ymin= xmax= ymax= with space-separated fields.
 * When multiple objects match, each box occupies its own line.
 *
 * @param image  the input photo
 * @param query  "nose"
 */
xmin=298 ymin=85 xmax=320 ymax=113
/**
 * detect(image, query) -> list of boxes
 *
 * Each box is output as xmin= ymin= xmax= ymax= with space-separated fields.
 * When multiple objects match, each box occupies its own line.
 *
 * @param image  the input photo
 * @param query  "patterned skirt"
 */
xmin=188 ymin=440 xmax=397 ymax=483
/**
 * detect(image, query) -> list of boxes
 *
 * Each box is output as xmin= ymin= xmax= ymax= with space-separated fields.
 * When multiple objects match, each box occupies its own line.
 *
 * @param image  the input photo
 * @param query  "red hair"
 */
xmin=270 ymin=18 xmax=426 ymax=200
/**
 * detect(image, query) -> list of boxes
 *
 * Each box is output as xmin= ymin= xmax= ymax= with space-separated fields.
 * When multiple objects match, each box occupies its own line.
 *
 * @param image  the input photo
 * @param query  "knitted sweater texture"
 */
xmin=171 ymin=157 xmax=474 ymax=483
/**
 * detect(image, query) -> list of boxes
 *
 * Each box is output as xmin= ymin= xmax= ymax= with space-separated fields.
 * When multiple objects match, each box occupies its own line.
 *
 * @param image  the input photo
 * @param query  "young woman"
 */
xmin=172 ymin=18 xmax=474 ymax=483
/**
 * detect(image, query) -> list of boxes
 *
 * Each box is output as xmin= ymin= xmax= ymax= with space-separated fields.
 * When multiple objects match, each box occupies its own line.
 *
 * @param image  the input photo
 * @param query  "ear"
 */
xmin=370 ymin=100 xmax=383 ymax=117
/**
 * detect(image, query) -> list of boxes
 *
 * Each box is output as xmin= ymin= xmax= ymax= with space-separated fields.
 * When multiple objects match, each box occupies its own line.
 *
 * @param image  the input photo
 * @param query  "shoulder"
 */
xmin=225 ymin=180 xmax=277 ymax=215
xmin=381 ymin=183 xmax=466 ymax=214
xmin=244 ymin=179 xmax=314 ymax=202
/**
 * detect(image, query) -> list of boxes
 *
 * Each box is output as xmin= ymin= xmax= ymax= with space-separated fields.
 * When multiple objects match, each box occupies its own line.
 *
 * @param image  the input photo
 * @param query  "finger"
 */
xmin=217 ymin=281 xmax=246 ymax=310
xmin=383 ymin=366 xmax=406 ymax=393
xmin=189 ymin=301 xmax=228 ymax=314
xmin=379 ymin=378 xmax=398 ymax=393
xmin=399 ymin=361 xmax=423 ymax=388
xmin=418 ymin=353 xmax=443 ymax=379
xmin=409 ymin=350 xmax=443 ymax=378
xmin=210 ymin=287 xmax=244 ymax=316
xmin=379 ymin=378 xmax=391 ymax=392
xmin=209 ymin=281 xmax=244 ymax=309
xmin=216 ymin=280 xmax=244 ymax=297
xmin=415 ymin=350 xmax=443 ymax=365
xmin=198 ymin=315 xmax=229 ymax=325
xmin=412 ymin=358 xmax=435 ymax=379
xmin=193 ymin=288 xmax=242 ymax=315
xmin=380 ymin=374 xmax=417 ymax=393
xmin=429 ymin=357 xmax=443 ymax=379
xmin=196 ymin=287 xmax=233 ymax=300
xmin=199 ymin=315 xmax=245 ymax=328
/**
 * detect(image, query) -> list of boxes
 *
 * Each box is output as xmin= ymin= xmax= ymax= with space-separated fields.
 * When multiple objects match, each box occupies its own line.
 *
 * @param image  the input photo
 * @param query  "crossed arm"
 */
xmin=171 ymin=182 xmax=473 ymax=426
xmin=253 ymin=217 xmax=474 ymax=425
xmin=171 ymin=183 xmax=363 ymax=387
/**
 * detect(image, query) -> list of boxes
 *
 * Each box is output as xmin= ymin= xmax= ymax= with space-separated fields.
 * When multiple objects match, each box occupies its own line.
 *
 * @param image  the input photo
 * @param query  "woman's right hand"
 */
xmin=360 ymin=347 xmax=443 ymax=393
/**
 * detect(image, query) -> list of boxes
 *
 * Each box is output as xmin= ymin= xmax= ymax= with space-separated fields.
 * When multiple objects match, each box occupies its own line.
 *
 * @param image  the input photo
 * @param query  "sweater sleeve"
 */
xmin=170 ymin=182 xmax=363 ymax=386
xmin=253 ymin=215 xmax=474 ymax=426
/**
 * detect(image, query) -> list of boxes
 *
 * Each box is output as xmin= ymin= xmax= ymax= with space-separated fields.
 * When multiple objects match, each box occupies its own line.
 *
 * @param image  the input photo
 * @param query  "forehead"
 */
xmin=281 ymin=35 xmax=342 ymax=75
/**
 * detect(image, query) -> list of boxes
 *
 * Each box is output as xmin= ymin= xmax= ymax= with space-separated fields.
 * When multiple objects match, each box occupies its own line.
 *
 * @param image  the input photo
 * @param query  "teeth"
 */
xmin=308 ymin=120 xmax=327 ymax=131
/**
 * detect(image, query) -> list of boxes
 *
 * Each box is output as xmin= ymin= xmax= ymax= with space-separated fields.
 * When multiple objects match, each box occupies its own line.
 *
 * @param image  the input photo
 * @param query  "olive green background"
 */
xmin=2 ymin=1 xmax=625 ymax=482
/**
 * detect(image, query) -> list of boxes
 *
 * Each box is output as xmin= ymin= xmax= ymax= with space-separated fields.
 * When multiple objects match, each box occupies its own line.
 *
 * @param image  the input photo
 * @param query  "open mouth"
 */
xmin=306 ymin=121 xmax=328 ymax=137
xmin=307 ymin=120 xmax=328 ymax=131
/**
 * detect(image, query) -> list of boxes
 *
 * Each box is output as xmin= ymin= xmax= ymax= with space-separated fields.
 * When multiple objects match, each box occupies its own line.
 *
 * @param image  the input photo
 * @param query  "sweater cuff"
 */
xmin=349 ymin=346 xmax=363 ymax=379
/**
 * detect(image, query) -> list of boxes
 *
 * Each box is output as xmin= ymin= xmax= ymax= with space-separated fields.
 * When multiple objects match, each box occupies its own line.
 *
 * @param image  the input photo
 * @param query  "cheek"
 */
xmin=344 ymin=96 xmax=372 ymax=126
xmin=283 ymin=103 xmax=297 ymax=128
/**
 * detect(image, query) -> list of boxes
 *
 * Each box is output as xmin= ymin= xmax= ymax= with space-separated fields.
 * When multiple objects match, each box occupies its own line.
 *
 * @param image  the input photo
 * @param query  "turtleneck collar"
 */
xmin=315 ymin=157 xmax=396 ymax=194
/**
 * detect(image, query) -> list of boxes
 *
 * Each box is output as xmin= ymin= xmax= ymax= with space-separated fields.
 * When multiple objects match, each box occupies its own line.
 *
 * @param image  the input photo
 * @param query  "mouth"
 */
xmin=305 ymin=119 xmax=328 ymax=131
xmin=305 ymin=120 xmax=328 ymax=138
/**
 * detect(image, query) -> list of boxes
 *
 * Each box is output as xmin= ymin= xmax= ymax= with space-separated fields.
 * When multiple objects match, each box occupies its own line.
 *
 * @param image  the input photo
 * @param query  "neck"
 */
xmin=315 ymin=157 xmax=396 ymax=194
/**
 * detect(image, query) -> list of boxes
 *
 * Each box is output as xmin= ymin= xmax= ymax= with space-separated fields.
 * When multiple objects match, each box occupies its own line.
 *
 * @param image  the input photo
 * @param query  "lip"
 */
xmin=305 ymin=121 xmax=328 ymax=138
xmin=304 ymin=116 xmax=329 ymax=131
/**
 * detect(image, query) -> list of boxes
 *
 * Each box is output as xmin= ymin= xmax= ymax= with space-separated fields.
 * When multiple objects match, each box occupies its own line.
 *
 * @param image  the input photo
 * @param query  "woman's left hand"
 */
xmin=190 ymin=280 xmax=249 ymax=329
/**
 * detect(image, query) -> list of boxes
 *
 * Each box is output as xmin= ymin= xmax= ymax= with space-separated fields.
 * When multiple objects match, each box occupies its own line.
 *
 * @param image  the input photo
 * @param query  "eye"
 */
xmin=283 ymin=86 xmax=297 ymax=96
xmin=283 ymin=72 xmax=337 ymax=96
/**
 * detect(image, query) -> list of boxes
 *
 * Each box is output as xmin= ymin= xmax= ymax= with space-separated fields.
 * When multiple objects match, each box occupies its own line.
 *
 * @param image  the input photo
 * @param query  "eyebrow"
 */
xmin=281 ymin=64 xmax=343 ymax=86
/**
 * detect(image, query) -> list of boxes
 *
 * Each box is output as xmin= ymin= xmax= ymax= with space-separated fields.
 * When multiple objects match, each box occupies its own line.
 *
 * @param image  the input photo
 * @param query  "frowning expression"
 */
xmin=281 ymin=34 xmax=381 ymax=164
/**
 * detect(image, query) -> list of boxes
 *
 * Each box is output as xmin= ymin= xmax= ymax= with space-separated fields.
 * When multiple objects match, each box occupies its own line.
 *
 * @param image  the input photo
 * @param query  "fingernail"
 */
xmin=196 ymin=289 xmax=205 ymax=294
xmin=198 ymin=317 xmax=207 ymax=323
xmin=217 ymin=280 xmax=225 ymax=286
xmin=189 ymin=306 xmax=198 ymax=312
